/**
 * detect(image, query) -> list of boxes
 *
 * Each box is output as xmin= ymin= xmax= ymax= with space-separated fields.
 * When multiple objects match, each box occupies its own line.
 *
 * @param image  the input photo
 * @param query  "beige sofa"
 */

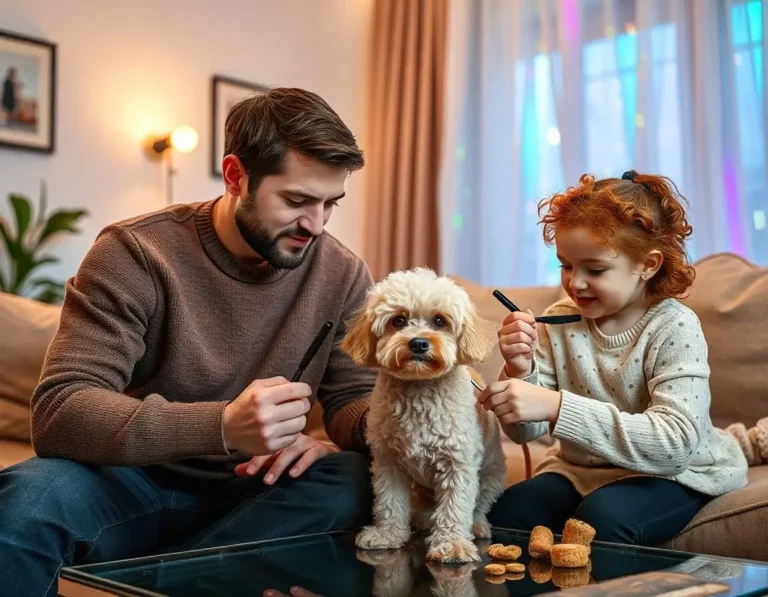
xmin=1 ymin=252 xmax=766 ymax=561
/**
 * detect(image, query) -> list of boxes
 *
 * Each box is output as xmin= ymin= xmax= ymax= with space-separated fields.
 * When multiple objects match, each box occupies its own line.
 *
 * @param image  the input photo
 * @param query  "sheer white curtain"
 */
xmin=439 ymin=0 xmax=768 ymax=286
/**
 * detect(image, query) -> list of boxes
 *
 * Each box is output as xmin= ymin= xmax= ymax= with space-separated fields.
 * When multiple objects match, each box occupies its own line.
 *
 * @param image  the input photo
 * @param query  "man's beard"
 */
xmin=234 ymin=199 xmax=314 ymax=270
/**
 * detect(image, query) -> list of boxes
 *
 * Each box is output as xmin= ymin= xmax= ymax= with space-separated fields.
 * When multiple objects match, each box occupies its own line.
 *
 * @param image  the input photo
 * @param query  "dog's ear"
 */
xmin=340 ymin=306 xmax=378 ymax=368
xmin=457 ymin=307 xmax=496 ymax=365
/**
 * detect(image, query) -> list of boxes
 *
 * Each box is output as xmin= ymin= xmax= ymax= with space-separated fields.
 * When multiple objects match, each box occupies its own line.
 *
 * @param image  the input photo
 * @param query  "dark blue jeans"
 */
xmin=0 ymin=452 xmax=372 ymax=597
xmin=488 ymin=472 xmax=710 ymax=548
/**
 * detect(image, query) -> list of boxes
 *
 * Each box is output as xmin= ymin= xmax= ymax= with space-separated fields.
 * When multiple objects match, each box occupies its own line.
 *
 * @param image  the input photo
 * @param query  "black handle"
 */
xmin=291 ymin=321 xmax=334 ymax=382
xmin=493 ymin=289 xmax=582 ymax=325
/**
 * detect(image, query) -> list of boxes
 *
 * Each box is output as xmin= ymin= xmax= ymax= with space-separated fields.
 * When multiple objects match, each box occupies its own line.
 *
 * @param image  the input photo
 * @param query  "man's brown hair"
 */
xmin=223 ymin=87 xmax=365 ymax=192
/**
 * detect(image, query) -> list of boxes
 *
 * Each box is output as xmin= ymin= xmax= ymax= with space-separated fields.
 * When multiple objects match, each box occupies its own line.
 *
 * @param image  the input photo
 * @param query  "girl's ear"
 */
xmin=639 ymin=250 xmax=664 ymax=280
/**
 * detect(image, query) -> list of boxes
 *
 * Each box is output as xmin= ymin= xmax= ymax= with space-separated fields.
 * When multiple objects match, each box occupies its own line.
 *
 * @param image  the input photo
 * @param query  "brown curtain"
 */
xmin=362 ymin=0 xmax=447 ymax=281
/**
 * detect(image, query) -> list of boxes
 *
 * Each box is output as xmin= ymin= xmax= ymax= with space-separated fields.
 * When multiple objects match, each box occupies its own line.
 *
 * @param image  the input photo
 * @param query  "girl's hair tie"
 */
xmin=621 ymin=169 xmax=638 ymax=181
xmin=622 ymin=169 xmax=653 ymax=194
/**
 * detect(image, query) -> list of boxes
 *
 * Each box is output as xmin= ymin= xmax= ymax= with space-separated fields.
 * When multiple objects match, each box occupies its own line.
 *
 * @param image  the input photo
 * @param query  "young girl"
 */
xmin=481 ymin=171 xmax=748 ymax=547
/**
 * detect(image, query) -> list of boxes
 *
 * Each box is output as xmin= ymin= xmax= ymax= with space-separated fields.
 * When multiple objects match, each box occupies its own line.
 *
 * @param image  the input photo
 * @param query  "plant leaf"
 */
xmin=11 ymin=255 xmax=58 ymax=294
xmin=31 ymin=280 xmax=65 ymax=304
xmin=9 ymin=194 xmax=32 ymax=241
xmin=26 ymin=276 xmax=62 ymax=288
xmin=38 ymin=209 xmax=89 ymax=246
xmin=0 ymin=269 xmax=6 ymax=293
xmin=0 ymin=217 xmax=23 ymax=262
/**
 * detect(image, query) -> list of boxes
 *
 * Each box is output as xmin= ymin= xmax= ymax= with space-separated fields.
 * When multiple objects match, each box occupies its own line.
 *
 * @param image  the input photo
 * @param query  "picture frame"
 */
xmin=0 ymin=29 xmax=56 ymax=154
xmin=210 ymin=75 xmax=269 ymax=178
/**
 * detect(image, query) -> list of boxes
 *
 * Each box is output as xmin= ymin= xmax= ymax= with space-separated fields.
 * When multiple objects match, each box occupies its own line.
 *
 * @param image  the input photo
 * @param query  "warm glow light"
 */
xmin=170 ymin=125 xmax=199 ymax=153
xmin=635 ymin=113 xmax=645 ymax=128
xmin=626 ymin=22 xmax=637 ymax=35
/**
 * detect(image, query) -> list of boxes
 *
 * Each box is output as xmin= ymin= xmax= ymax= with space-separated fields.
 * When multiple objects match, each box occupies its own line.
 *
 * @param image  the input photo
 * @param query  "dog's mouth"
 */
xmin=408 ymin=354 xmax=434 ymax=363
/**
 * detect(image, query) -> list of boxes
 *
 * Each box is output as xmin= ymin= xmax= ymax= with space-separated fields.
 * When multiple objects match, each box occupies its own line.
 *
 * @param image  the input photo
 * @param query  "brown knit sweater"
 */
xmin=31 ymin=199 xmax=377 ymax=479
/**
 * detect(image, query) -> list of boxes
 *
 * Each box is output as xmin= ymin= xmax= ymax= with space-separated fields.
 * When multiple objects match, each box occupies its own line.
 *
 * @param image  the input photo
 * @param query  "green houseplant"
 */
xmin=0 ymin=181 xmax=88 ymax=304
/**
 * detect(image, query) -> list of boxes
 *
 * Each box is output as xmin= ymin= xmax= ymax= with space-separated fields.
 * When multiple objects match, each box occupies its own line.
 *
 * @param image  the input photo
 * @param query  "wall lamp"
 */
xmin=145 ymin=125 xmax=199 ymax=205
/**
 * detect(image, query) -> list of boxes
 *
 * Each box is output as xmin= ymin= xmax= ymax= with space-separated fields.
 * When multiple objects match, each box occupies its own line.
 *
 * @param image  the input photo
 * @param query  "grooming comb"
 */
xmin=291 ymin=321 xmax=334 ymax=382
xmin=493 ymin=290 xmax=582 ymax=324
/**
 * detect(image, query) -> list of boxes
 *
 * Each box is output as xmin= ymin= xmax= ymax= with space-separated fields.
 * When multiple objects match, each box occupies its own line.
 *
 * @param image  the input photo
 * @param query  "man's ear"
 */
xmin=639 ymin=249 xmax=664 ymax=281
xmin=457 ymin=307 xmax=496 ymax=365
xmin=340 ymin=306 xmax=378 ymax=368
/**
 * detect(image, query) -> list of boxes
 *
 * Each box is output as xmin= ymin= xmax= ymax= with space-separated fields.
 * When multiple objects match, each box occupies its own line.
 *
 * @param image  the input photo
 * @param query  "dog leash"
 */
xmin=471 ymin=378 xmax=532 ymax=481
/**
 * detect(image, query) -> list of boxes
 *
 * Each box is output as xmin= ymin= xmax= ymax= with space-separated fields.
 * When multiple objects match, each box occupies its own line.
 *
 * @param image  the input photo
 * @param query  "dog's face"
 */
xmin=341 ymin=268 xmax=495 ymax=381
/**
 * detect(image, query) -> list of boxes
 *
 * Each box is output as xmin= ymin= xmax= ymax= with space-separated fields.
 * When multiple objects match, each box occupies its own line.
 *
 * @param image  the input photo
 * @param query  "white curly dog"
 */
xmin=341 ymin=267 xmax=506 ymax=564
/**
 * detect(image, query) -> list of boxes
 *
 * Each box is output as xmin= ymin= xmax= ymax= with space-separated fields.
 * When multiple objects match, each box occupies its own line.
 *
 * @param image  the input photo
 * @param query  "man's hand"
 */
xmin=498 ymin=309 xmax=538 ymax=378
xmin=234 ymin=433 xmax=340 ymax=484
xmin=478 ymin=378 xmax=561 ymax=425
xmin=222 ymin=376 xmax=312 ymax=456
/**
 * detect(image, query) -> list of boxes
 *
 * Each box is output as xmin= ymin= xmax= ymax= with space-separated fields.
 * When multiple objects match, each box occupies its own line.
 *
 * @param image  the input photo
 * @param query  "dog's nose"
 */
xmin=409 ymin=337 xmax=430 ymax=354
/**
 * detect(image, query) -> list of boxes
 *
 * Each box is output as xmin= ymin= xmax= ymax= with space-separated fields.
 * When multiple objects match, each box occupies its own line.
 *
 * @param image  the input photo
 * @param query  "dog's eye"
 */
xmin=432 ymin=315 xmax=446 ymax=328
xmin=392 ymin=315 xmax=407 ymax=329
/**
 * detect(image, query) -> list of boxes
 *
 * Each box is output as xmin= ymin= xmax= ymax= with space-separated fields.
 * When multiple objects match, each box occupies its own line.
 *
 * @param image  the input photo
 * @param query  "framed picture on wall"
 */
xmin=211 ymin=75 xmax=269 ymax=178
xmin=0 ymin=29 xmax=56 ymax=154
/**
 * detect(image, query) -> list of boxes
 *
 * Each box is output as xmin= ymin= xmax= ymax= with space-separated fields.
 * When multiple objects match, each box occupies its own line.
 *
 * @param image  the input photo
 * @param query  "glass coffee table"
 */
xmin=59 ymin=528 xmax=768 ymax=596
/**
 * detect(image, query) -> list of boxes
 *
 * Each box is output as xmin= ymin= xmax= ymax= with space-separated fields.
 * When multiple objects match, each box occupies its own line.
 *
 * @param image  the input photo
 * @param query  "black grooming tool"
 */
xmin=493 ymin=290 xmax=582 ymax=325
xmin=291 ymin=321 xmax=334 ymax=382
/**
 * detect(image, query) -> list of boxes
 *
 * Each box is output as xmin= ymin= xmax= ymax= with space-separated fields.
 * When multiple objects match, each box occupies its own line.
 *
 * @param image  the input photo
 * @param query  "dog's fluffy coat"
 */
xmin=341 ymin=267 xmax=506 ymax=564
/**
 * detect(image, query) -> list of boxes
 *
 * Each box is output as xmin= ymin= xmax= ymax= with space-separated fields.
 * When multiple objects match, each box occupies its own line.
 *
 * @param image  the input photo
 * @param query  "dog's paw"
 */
xmin=355 ymin=548 xmax=409 ymax=567
xmin=472 ymin=518 xmax=492 ymax=539
xmin=355 ymin=525 xmax=410 ymax=551
xmin=426 ymin=537 xmax=480 ymax=564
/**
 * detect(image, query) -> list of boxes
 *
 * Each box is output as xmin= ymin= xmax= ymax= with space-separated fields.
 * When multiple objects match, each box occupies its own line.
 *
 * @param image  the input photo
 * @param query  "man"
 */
xmin=0 ymin=88 xmax=377 ymax=597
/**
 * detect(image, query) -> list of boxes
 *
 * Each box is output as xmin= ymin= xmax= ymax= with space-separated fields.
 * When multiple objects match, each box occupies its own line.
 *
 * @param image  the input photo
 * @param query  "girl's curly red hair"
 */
xmin=537 ymin=172 xmax=695 ymax=299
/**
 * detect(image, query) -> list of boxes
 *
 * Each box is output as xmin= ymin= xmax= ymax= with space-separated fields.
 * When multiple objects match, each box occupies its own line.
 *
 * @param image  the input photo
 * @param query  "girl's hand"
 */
xmin=497 ymin=310 xmax=538 ymax=378
xmin=478 ymin=378 xmax=561 ymax=425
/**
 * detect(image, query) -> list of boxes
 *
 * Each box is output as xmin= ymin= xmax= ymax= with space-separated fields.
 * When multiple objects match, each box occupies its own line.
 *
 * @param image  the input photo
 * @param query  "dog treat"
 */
xmin=487 ymin=544 xmax=522 ymax=561
xmin=485 ymin=575 xmax=506 ymax=584
xmin=504 ymin=572 xmax=525 ymax=581
xmin=485 ymin=563 xmax=506 ymax=576
xmin=529 ymin=559 xmax=553 ymax=584
xmin=504 ymin=562 xmax=525 ymax=573
xmin=551 ymin=544 xmax=590 ymax=568
xmin=529 ymin=526 xmax=554 ymax=559
xmin=552 ymin=565 xmax=591 ymax=588
xmin=562 ymin=518 xmax=596 ymax=549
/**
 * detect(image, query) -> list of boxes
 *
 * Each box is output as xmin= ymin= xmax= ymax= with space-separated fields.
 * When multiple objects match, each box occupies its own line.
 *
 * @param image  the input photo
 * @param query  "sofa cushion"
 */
xmin=662 ymin=465 xmax=768 ymax=562
xmin=0 ymin=292 xmax=61 ymax=441
xmin=679 ymin=253 xmax=768 ymax=428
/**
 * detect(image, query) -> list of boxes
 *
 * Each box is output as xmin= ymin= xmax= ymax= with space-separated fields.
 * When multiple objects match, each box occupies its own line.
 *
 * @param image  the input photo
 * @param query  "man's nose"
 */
xmin=299 ymin=206 xmax=325 ymax=236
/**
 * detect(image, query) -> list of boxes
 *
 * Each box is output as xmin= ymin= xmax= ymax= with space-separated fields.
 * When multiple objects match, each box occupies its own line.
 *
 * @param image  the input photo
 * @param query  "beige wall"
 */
xmin=0 ymin=0 xmax=372 ymax=284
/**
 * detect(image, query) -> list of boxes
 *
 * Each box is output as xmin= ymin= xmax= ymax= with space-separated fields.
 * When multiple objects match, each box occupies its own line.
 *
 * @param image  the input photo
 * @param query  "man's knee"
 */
xmin=0 ymin=457 xmax=94 ymax=531
xmin=310 ymin=451 xmax=373 ymax=529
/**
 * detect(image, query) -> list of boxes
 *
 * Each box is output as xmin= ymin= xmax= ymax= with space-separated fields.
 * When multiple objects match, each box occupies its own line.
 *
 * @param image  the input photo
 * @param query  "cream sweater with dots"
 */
xmin=500 ymin=297 xmax=748 ymax=497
